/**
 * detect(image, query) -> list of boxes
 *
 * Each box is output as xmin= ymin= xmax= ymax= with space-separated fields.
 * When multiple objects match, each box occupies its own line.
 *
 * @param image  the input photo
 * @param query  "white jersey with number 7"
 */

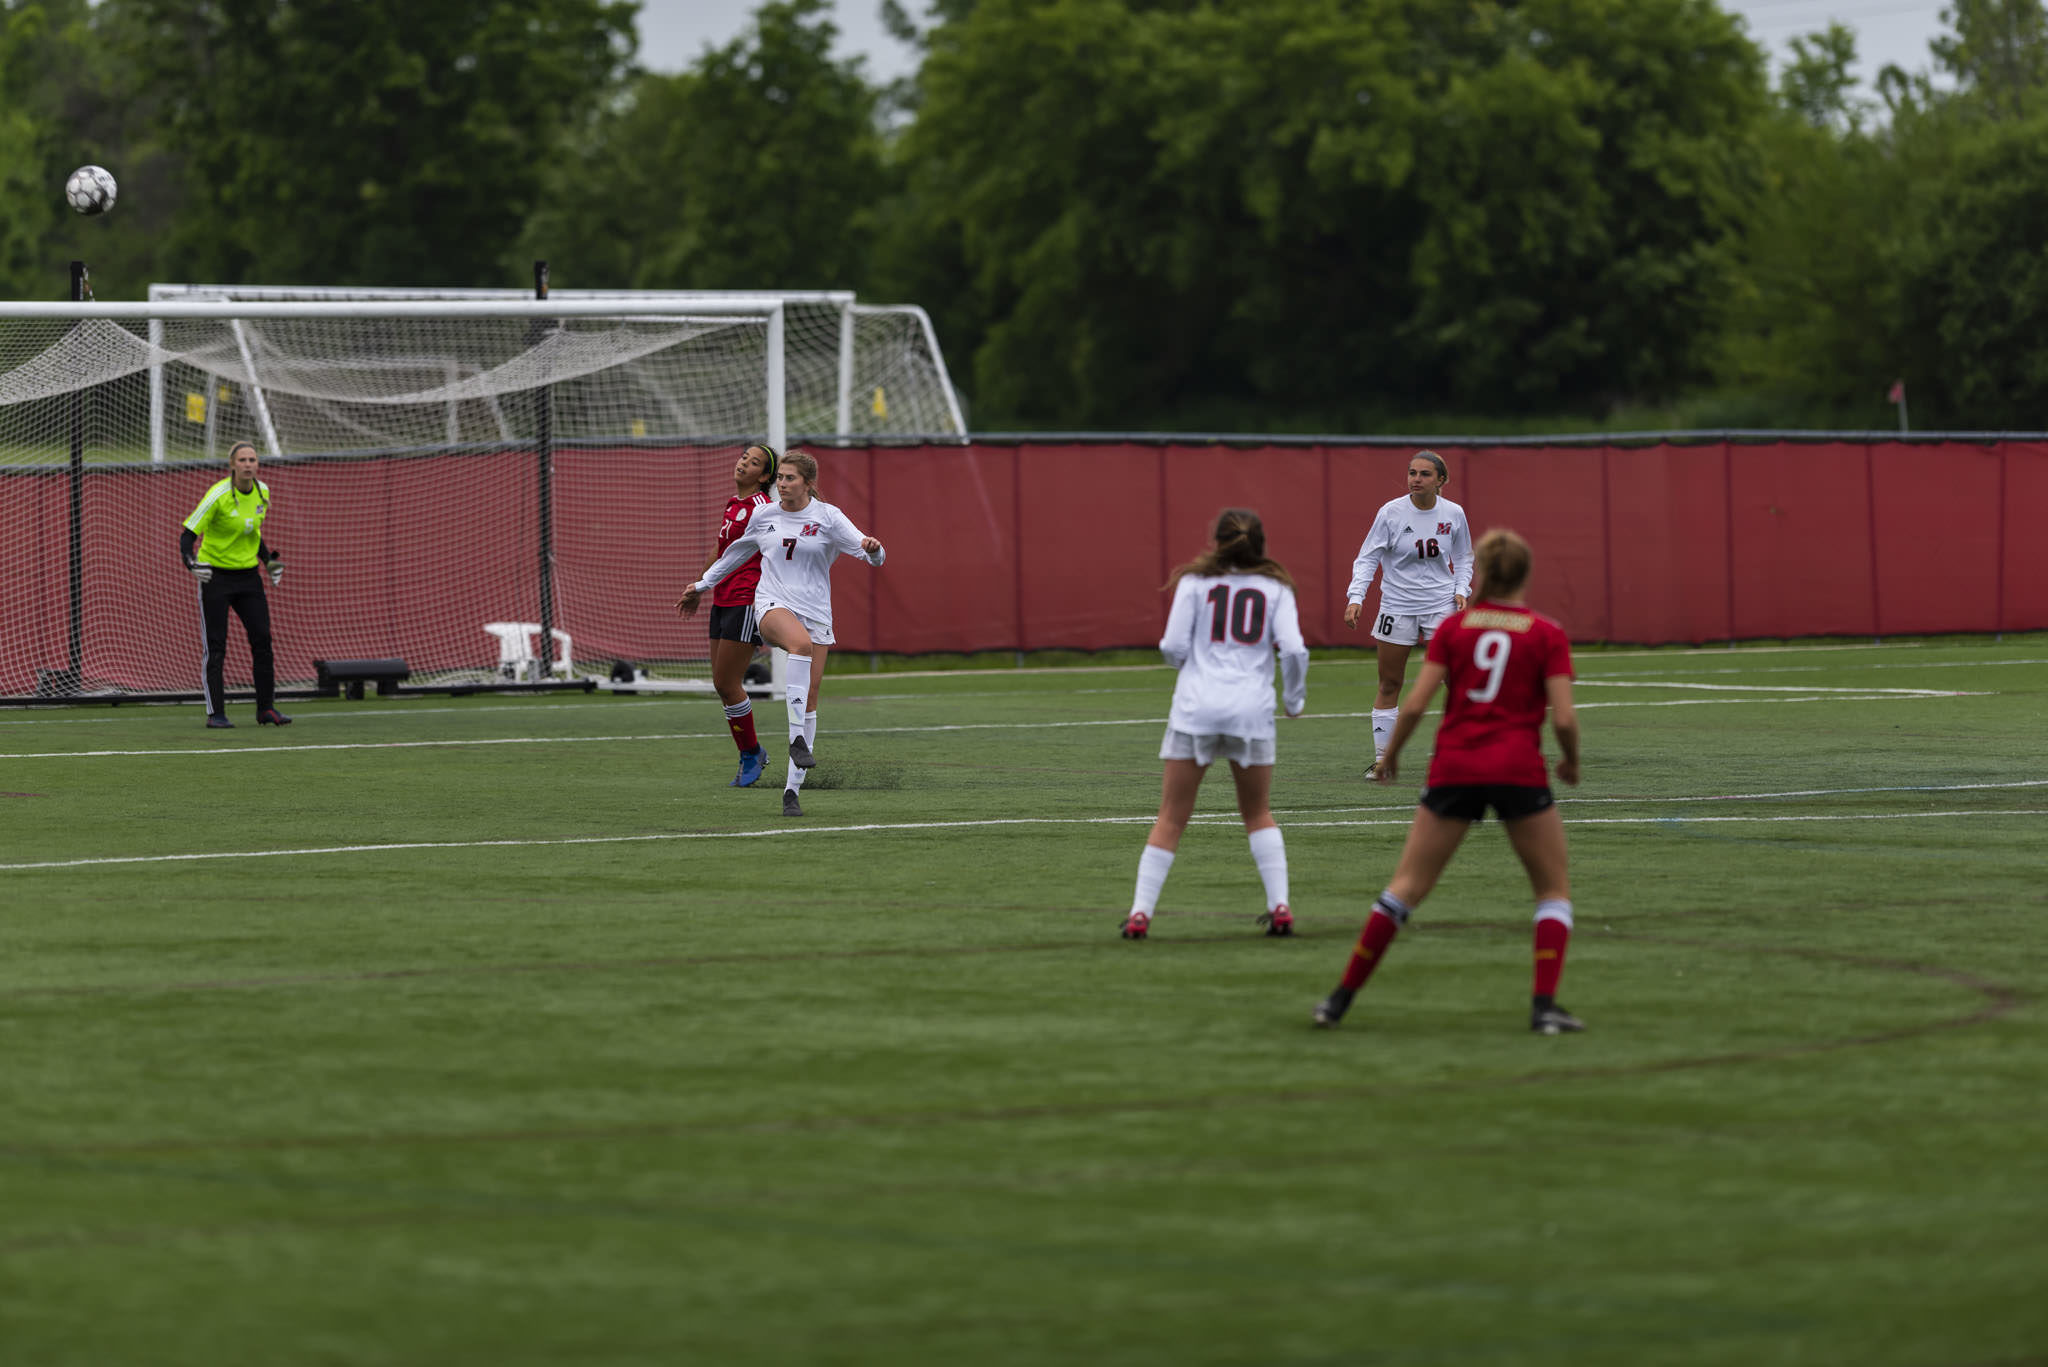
xmin=695 ymin=496 xmax=884 ymax=630
xmin=1346 ymin=495 xmax=1473 ymax=616
xmin=1160 ymin=572 xmax=1309 ymax=740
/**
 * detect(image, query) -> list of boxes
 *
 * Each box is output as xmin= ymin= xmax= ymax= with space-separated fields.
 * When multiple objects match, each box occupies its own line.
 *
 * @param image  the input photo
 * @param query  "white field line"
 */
xmin=1574 ymin=680 xmax=1980 ymax=695
xmin=1278 ymin=780 xmax=2048 ymax=815
xmin=1582 ymin=658 xmax=2048 ymax=680
xmin=0 ymin=652 xmax=2026 ymax=727
xmin=0 ymin=689 xmax=1991 ymax=761
xmin=2 ymin=808 xmax=2039 ymax=873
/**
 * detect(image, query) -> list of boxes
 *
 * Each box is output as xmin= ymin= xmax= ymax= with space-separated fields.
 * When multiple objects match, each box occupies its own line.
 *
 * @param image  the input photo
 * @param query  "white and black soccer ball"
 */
xmin=64 ymin=165 xmax=117 ymax=216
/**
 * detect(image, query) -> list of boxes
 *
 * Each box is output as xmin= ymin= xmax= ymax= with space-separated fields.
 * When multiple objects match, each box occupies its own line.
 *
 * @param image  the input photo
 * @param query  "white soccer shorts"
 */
xmin=1370 ymin=607 xmax=1452 ymax=647
xmin=754 ymin=599 xmax=835 ymax=646
xmin=1160 ymin=727 xmax=1276 ymax=768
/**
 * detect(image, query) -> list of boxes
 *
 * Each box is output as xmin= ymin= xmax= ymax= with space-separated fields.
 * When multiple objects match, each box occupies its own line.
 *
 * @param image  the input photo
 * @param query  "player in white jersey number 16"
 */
xmin=1342 ymin=450 xmax=1473 ymax=777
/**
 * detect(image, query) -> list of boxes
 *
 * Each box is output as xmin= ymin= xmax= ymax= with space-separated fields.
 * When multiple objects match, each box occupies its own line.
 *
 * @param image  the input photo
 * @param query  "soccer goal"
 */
xmin=0 ymin=287 xmax=966 ymax=704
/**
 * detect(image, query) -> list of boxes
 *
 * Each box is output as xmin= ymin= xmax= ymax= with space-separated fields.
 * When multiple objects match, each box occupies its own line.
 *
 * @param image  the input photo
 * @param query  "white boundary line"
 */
xmin=1277 ymin=780 xmax=2048 ymax=815
xmin=0 ymin=689 xmax=1992 ymax=761
xmin=2 ymin=808 xmax=2039 ymax=873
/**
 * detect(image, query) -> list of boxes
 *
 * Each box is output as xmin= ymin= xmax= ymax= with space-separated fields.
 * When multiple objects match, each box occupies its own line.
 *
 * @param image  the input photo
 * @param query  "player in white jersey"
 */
xmin=1123 ymin=509 xmax=1310 ymax=942
xmin=678 ymin=450 xmax=885 ymax=816
xmin=1343 ymin=450 xmax=1473 ymax=776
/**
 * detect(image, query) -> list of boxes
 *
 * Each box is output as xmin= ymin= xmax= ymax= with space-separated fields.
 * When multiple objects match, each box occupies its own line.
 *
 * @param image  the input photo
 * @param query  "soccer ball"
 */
xmin=64 ymin=165 xmax=117 ymax=216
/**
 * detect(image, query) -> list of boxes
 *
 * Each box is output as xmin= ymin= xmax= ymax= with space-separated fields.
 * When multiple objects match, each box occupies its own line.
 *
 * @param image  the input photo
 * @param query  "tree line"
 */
xmin=4 ymin=0 xmax=2046 ymax=431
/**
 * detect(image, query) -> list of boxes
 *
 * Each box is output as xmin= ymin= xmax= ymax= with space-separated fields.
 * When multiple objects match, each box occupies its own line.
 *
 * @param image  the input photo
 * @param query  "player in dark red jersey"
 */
xmin=1313 ymin=528 xmax=1587 ymax=1035
xmin=705 ymin=443 xmax=778 ymax=787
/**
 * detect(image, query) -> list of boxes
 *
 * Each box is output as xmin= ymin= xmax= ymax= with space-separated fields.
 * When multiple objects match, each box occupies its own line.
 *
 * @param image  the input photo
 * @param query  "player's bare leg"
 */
xmin=1127 ymin=759 xmax=1206 ymax=938
xmin=1503 ymin=805 xmax=1582 ymax=1033
xmin=711 ymin=636 xmax=767 ymax=786
xmin=1369 ymin=640 xmax=1412 ymax=776
xmin=1229 ymin=760 xmax=1293 ymax=936
xmin=1315 ymin=807 xmax=1471 ymax=1026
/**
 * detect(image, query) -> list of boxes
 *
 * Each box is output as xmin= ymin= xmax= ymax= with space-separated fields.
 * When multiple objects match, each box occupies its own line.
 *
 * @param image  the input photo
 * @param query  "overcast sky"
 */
xmin=634 ymin=0 xmax=1952 ymax=92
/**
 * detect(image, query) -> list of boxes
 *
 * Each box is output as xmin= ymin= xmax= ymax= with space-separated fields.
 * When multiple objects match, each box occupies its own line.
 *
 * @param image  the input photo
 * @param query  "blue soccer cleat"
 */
xmin=731 ymin=747 xmax=767 ymax=787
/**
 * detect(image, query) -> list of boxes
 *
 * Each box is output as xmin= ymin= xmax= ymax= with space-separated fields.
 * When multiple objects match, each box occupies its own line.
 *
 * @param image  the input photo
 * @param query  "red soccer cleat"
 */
xmin=1258 ymin=905 xmax=1295 ymax=937
xmin=1120 ymin=912 xmax=1150 ymax=940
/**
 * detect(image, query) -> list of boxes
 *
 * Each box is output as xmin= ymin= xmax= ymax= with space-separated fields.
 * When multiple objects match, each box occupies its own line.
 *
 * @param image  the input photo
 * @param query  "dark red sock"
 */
xmin=1533 ymin=917 xmax=1571 ymax=999
xmin=729 ymin=711 xmax=759 ymax=753
xmin=1339 ymin=910 xmax=1403 ymax=991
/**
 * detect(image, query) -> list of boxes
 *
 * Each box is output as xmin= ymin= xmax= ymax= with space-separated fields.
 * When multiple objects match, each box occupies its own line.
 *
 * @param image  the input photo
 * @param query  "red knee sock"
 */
xmin=723 ymin=700 xmax=760 ymax=754
xmin=1533 ymin=916 xmax=1571 ymax=999
xmin=1340 ymin=907 xmax=1405 ymax=991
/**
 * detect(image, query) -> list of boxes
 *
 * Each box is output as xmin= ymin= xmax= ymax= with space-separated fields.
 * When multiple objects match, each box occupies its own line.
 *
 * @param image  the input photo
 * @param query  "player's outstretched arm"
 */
xmin=694 ymin=530 xmax=760 ymax=597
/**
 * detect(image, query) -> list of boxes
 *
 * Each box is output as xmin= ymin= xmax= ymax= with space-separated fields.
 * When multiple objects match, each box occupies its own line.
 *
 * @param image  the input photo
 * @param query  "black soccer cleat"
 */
xmin=257 ymin=708 xmax=293 ymax=726
xmin=782 ymin=788 xmax=803 ymax=818
xmin=1531 ymin=1004 xmax=1585 ymax=1035
xmin=1312 ymin=986 xmax=1355 ymax=1028
xmin=788 ymin=734 xmax=815 ymax=769
xmin=205 ymin=713 xmax=235 ymax=729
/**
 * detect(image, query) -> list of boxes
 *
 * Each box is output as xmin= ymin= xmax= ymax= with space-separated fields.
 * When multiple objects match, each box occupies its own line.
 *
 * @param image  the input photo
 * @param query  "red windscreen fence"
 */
xmin=834 ymin=437 xmax=2044 ymax=653
xmin=6 ymin=437 xmax=2040 ymax=694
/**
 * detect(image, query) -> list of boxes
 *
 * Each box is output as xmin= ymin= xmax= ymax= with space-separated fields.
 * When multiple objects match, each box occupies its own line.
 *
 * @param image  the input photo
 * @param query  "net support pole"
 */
xmin=534 ymin=261 xmax=556 ymax=677
xmin=227 ymin=320 xmax=284 ymax=457
xmin=148 ymin=317 xmax=165 ymax=464
xmin=766 ymin=302 xmax=786 ymax=453
xmin=66 ymin=261 xmax=87 ymax=685
xmin=835 ymin=302 xmax=855 ymax=441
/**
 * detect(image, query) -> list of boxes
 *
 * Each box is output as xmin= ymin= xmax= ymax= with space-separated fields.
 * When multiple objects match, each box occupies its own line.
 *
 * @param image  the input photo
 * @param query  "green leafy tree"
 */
xmin=109 ymin=0 xmax=636 ymax=286
xmin=1893 ymin=106 xmax=2048 ymax=427
xmin=0 ymin=4 xmax=58 ymax=295
xmin=891 ymin=0 xmax=1768 ymax=426
xmin=520 ymin=0 xmax=887 ymax=291
xmin=1931 ymin=0 xmax=2048 ymax=118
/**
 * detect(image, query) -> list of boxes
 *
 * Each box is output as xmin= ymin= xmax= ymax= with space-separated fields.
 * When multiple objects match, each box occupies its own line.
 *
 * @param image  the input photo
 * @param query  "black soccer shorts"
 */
xmin=1419 ymin=784 xmax=1556 ymax=823
xmin=706 ymin=602 xmax=762 ymax=645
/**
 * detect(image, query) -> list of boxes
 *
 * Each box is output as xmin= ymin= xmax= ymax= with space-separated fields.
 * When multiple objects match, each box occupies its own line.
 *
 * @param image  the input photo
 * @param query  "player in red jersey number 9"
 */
xmin=1314 ymin=528 xmax=1587 ymax=1035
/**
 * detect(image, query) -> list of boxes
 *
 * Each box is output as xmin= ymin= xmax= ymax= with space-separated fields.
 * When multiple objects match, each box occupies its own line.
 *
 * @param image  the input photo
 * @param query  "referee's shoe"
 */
xmin=257 ymin=708 xmax=293 ymax=726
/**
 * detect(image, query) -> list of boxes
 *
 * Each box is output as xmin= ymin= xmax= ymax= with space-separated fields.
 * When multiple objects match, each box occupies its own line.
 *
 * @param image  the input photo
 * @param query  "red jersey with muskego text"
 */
xmin=1423 ymin=601 xmax=1573 ymax=788
xmin=711 ymin=491 xmax=773 ymax=608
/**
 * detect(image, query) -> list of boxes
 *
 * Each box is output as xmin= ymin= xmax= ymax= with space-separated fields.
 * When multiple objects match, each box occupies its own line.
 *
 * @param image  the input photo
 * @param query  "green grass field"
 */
xmin=2 ymin=638 xmax=2044 ymax=1366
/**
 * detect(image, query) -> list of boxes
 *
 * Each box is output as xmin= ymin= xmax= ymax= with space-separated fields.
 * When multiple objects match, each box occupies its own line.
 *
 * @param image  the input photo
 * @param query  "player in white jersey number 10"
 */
xmin=677 ymin=450 xmax=886 ymax=817
xmin=1343 ymin=450 xmax=1473 ymax=777
xmin=1122 ymin=508 xmax=1310 ymax=942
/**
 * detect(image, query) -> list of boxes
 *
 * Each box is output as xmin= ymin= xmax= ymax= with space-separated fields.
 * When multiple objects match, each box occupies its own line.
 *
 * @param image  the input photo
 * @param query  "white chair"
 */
xmin=482 ymin=622 xmax=573 ymax=681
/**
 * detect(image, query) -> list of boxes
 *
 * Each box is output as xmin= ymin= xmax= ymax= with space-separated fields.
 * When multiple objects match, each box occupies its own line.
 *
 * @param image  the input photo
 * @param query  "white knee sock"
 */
xmin=1131 ymin=845 xmax=1174 ymax=915
xmin=789 ymin=712 xmax=817 ymax=792
xmin=784 ymin=655 xmax=812 ymax=737
xmin=1371 ymin=707 xmax=1397 ymax=759
xmin=1247 ymin=825 xmax=1289 ymax=910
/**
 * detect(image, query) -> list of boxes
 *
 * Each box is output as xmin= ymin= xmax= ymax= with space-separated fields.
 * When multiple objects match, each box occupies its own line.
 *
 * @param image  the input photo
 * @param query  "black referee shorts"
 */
xmin=706 ymin=603 xmax=761 ymax=645
xmin=1419 ymin=784 xmax=1556 ymax=823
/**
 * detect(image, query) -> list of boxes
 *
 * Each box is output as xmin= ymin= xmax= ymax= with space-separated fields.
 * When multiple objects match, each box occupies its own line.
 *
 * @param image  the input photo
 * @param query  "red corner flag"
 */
xmin=1887 ymin=379 xmax=1906 ymax=403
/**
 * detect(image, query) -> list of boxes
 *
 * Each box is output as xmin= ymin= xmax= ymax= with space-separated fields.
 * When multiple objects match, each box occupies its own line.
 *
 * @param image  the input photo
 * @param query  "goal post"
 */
xmin=2 ymin=290 xmax=968 ymax=704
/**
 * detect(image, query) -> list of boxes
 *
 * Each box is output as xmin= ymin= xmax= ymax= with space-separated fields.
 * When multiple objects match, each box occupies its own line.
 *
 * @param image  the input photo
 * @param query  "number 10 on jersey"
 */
xmin=1205 ymin=584 xmax=1267 ymax=643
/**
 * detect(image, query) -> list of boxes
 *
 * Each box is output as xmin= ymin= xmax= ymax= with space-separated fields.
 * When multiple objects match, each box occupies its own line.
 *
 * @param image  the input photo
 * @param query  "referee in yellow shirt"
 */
xmin=181 ymin=441 xmax=291 ymax=729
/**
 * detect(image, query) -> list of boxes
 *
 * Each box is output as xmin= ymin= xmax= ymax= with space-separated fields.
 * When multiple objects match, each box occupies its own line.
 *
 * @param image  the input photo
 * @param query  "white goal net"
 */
xmin=0 ymin=291 xmax=965 ymax=702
